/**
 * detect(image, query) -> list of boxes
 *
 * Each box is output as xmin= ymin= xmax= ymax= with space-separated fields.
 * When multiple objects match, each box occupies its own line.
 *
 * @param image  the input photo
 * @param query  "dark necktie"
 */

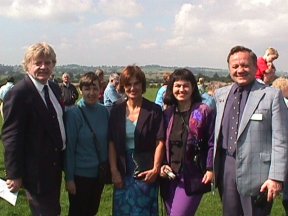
xmin=227 ymin=86 xmax=243 ymax=156
xmin=43 ymin=85 xmax=63 ymax=149
xmin=44 ymin=85 xmax=57 ymax=117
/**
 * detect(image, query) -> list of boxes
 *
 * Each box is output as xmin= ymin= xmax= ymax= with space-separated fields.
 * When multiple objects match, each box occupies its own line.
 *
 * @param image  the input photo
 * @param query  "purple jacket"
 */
xmin=164 ymin=102 xmax=215 ymax=174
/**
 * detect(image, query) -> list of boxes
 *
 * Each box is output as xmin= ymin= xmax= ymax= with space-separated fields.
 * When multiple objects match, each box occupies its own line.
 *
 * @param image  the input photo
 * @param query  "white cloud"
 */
xmin=139 ymin=42 xmax=157 ymax=49
xmin=2 ymin=1 xmax=288 ymax=71
xmin=80 ymin=19 xmax=132 ymax=44
xmin=167 ymin=1 xmax=288 ymax=47
xmin=0 ymin=0 xmax=96 ymax=21
xmin=155 ymin=26 xmax=166 ymax=32
xmin=161 ymin=0 xmax=288 ymax=69
xmin=135 ymin=22 xmax=144 ymax=29
xmin=174 ymin=4 xmax=204 ymax=36
xmin=237 ymin=0 xmax=273 ymax=9
xmin=98 ymin=0 xmax=143 ymax=18
xmin=165 ymin=3 xmax=210 ymax=48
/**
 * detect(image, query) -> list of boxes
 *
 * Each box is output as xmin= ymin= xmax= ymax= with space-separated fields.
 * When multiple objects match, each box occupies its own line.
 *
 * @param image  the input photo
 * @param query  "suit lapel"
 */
xmin=215 ymin=85 xmax=232 ymax=143
xmin=136 ymin=98 xmax=150 ymax=136
xmin=237 ymin=82 xmax=265 ymax=139
xmin=24 ymin=76 xmax=58 ymax=132
xmin=24 ymin=76 xmax=49 ymax=116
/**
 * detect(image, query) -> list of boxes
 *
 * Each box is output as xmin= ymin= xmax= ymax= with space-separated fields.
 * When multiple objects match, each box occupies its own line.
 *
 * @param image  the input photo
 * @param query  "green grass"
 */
xmin=0 ymin=88 xmax=286 ymax=215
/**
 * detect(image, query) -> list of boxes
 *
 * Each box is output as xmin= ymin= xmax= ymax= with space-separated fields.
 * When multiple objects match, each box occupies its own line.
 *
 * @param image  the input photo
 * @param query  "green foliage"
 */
xmin=0 ymin=89 xmax=286 ymax=215
xmin=144 ymin=88 xmax=158 ymax=101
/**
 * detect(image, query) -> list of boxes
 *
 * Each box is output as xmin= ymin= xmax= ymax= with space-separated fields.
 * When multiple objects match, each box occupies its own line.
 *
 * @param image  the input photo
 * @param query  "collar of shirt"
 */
xmin=27 ymin=74 xmax=66 ymax=150
xmin=232 ymin=80 xmax=254 ymax=94
xmin=27 ymin=73 xmax=48 ymax=94
xmin=63 ymin=83 xmax=70 ymax=87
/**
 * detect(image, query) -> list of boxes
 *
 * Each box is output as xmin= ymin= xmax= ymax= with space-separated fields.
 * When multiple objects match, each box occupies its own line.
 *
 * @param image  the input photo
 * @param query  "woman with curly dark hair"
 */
xmin=160 ymin=68 xmax=215 ymax=216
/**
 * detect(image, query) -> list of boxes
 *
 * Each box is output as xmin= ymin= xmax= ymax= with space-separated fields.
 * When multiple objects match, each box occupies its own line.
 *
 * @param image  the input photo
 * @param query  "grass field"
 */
xmin=0 ymin=88 xmax=286 ymax=215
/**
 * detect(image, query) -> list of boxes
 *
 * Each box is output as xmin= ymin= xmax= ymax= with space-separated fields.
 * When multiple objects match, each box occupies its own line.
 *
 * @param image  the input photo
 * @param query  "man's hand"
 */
xmin=6 ymin=178 xmax=22 ymax=193
xmin=260 ymin=179 xmax=282 ymax=202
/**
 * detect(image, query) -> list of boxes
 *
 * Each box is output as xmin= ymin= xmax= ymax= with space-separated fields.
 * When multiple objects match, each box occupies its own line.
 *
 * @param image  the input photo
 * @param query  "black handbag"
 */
xmin=132 ymin=151 xmax=154 ymax=178
xmin=182 ymin=164 xmax=211 ymax=195
xmin=191 ymin=139 xmax=207 ymax=175
xmin=79 ymin=107 xmax=112 ymax=184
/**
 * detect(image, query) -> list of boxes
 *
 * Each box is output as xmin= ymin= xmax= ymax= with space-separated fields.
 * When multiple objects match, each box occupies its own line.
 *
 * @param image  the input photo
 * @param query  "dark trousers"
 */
xmin=25 ymin=187 xmax=61 ymax=216
xmin=68 ymin=175 xmax=104 ymax=216
xmin=218 ymin=152 xmax=273 ymax=216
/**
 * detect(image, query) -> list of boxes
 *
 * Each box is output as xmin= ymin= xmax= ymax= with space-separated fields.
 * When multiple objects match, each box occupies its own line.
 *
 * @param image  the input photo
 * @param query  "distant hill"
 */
xmin=0 ymin=63 xmax=229 ymax=76
xmin=1 ymin=64 xmax=287 ymax=83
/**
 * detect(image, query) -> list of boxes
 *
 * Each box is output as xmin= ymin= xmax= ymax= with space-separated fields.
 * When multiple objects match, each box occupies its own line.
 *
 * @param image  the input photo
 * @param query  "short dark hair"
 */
xmin=119 ymin=65 xmax=146 ymax=94
xmin=164 ymin=68 xmax=202 ymax=106
xmin=79 ymin=72 xmax=99 ymax=90
xmin=227 ymin=45 xmax=257 ymax=67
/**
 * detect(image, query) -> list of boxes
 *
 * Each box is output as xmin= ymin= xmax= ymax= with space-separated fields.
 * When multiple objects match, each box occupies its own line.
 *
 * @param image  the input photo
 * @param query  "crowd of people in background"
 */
xmin=1 ymin=42 xmax=288 ymax=216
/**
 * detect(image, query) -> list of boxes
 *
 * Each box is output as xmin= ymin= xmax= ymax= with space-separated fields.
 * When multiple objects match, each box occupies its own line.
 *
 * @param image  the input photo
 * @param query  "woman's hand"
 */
xmin=160 ymin=165 xmax=173 ymax=179
xmin=137 ymin=167 xmax=160 ymax=184
xmin=111 ymin=169 xmax=124 ymax=189
xmin=66 ymin=181 xmax=76 ymax=195
xmin=202 ymin=170 xmax=213 ymax=184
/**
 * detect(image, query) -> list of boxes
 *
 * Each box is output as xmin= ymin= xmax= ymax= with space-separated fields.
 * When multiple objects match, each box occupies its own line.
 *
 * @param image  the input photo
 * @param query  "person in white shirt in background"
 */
xmin=0 ymin=76 xmax=15 ymax=118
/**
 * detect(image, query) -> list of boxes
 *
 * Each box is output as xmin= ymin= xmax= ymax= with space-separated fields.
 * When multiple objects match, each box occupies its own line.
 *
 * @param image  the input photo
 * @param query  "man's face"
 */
xmin=228 ymin=51 xmax=256 ymax=86
xmin=62 ymin=74 xmax=70 ymax=84
xmin=112 ymin=76 xmax=119 ymax=87
xmin=27 ymin=56 xmax=54 ymax=84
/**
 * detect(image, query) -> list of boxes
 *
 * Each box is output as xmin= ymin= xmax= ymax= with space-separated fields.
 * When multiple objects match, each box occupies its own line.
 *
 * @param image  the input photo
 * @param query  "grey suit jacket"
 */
xmin=213 ymin=80 xmax=288 ymax=196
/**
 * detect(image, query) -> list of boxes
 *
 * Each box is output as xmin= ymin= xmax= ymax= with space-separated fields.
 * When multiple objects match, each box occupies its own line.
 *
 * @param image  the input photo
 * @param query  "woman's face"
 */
xmin=172 ymin=79 xmax=193 ymax=103
xmin=124 ymin=76 xmax=143 ymax=100
xmin=80 ymin=81 xmax=100 ymax=105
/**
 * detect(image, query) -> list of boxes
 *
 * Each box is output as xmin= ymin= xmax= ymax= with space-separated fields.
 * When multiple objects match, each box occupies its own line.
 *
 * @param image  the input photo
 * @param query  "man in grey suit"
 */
xmin=213 ymin=45 xmax=288 ymax=215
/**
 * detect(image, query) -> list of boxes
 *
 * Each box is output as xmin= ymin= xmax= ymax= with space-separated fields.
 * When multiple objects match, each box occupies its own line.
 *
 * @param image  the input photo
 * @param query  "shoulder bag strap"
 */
xmin=178 ymin=108 xmax=200 ymax=162
xmin=78 ymin=106 xmax=102 ymax=161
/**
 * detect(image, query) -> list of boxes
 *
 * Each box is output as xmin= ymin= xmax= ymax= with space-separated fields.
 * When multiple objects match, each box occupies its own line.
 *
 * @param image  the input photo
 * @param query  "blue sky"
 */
xmin=0 ymin=0 xmax=288 ymax=71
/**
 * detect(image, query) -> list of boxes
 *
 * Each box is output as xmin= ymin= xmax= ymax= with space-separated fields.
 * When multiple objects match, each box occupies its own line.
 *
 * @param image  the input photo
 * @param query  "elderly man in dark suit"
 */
xmin=213 ymin=45 xmax=288 ymax=215
xmin=2 ymin=42 xmax=66 ymax=215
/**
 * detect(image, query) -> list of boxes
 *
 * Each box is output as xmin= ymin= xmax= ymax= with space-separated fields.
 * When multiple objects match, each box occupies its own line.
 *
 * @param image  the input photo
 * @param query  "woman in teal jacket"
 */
xmin=64 ymin=72 xmax=109 ymax=216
